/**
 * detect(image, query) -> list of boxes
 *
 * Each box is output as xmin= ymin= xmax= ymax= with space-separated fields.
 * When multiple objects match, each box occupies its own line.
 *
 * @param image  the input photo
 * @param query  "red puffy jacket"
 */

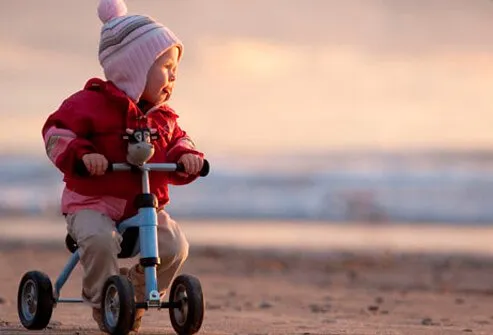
xmin=42 ymin=78 xmax=203 ymax=221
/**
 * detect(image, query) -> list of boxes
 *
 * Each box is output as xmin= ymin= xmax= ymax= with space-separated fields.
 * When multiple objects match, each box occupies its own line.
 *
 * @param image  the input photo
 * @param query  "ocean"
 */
xmin=2 ymin=151 xmax=493 ymax=225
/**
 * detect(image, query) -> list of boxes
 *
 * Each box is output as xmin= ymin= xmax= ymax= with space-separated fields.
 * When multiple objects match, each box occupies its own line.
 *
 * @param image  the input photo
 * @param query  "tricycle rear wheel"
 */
xmin=101 ymin=275 xmax=136 ymax=335
xmin=17 ymin=271 xmax=54 ymax=330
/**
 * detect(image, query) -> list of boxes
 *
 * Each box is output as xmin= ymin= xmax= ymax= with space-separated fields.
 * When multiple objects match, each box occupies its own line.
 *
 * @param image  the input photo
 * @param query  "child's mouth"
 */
xmin=162 ymin=88 xmax=171 ymax=96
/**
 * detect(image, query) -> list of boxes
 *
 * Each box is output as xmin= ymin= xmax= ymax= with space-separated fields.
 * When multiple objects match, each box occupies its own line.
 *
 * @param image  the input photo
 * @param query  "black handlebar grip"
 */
xmin=75 ymin=160 xmax=114 ymax=176
xmin=200 ymin=159 xmax=210 ymax=177
xmin=176 ymin=162 xmax=185 ymax=173
xmin=176 ymin=159 xmax=210 ymax=177
xmin=74 ymin=160 xmax=90 ymax=177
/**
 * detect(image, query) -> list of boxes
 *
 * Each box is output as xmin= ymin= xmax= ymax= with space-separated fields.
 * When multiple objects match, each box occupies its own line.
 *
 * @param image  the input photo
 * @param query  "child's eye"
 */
xmin=165 ymin=63 xmax=176 ymax=71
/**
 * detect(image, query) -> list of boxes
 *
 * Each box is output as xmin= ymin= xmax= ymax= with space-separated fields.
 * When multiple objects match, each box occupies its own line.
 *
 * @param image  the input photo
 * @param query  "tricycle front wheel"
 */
xmin=169 ymin=274 xmax=204 ymax=335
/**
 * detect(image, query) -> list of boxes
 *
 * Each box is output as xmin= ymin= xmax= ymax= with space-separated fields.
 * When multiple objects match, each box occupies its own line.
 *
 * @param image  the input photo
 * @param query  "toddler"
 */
xmin=42 ymin=0 xmax=204 ymax=332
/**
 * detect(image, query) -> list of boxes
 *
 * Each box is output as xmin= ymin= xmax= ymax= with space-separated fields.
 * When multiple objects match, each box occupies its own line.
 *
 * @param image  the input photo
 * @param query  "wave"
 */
xmin=2 ymin=153 xmax=493 ymax=224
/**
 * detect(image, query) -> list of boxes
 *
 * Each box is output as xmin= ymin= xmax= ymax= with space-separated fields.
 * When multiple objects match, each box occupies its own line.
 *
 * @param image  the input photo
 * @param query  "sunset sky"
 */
xmin=2 ymin=0 xmax=493 ymax=157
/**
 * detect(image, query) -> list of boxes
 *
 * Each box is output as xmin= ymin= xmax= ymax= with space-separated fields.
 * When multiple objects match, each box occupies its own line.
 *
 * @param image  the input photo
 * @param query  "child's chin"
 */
xmin=153 ymin=94 xmax=171 ymax=105
xmin=161 ymin=91 xmax=171 ymax=102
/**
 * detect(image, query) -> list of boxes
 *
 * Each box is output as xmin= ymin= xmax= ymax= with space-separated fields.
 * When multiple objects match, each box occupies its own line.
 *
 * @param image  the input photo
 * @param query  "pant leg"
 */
xmin=66 ymin=209 xmax=122 ymax=308
xmin=156 ymin=211 xmax=189 ymax=292
xmin=131 ymin=210 xmax=189 ymax=300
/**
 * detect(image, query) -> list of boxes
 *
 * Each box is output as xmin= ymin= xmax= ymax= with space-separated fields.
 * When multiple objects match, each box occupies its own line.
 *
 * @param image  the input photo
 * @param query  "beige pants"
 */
xmin=65 ymin=209 xmax=189 ymax=308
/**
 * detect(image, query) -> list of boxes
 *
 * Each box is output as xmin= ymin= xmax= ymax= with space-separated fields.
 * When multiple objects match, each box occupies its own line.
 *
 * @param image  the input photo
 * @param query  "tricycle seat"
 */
xmin=65 ymin=227 xmax=139 ymax=259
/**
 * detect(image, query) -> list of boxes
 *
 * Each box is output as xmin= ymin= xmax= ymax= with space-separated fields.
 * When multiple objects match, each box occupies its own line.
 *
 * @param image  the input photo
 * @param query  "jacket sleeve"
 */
xmin=42 ymin=99 xmax=97 ymax=176
xmin=166 ymin=122 xmax=204 ymax=185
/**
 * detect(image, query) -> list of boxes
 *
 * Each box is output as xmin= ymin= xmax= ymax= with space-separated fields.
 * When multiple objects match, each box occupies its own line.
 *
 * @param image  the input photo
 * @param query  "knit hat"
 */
xmin=97 ymin=0 xmax=183 ymax=102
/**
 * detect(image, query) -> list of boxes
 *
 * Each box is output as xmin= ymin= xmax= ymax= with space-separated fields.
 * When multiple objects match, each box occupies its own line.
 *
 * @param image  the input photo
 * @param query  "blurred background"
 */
xmin=2 ymin=0 xmax=493 ymax=225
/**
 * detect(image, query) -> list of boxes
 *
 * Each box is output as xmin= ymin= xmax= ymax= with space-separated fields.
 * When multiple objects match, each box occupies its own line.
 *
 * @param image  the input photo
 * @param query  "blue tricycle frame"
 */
xmin=17 ymin=161 xmax=209 ymax=335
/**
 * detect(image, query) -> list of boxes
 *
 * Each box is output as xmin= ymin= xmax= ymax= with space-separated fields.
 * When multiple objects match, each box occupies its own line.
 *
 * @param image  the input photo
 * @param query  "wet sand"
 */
xmin=2 ymin=219 xmax=493 ymax=334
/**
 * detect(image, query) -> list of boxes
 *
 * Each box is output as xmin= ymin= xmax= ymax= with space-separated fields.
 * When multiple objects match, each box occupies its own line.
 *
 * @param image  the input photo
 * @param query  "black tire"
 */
xmin=101 ymin=275 xmax=136 ymax=335
xmin=17 ymin=271 xmax=54 ymax=330
xmin=169 ymin=274 xmax=204 ymax=335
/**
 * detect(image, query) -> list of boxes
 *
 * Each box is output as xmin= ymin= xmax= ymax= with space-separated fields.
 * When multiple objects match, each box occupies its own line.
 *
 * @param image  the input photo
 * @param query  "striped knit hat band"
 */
xmin=97 ymin=0 xmax=183 ymax=102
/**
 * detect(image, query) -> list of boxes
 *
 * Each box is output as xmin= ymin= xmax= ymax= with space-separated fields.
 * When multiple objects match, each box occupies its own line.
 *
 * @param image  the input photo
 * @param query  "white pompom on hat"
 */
xmin=98 ymin=0 xmax=128 ymax=23
xmin=97 ymin=0 xmax=183 ymax=102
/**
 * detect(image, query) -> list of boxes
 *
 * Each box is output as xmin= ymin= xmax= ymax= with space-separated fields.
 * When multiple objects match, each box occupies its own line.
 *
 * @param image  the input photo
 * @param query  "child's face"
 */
xmin=141 ymin=46 xmax=179 ymax=105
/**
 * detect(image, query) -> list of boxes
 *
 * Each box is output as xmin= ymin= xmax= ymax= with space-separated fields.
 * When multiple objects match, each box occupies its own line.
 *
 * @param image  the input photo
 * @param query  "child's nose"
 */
xmin=169 ymin=73 xmax=176 ymax=82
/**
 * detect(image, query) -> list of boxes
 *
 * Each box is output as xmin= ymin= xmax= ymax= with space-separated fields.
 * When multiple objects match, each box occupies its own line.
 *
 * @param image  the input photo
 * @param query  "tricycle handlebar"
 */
xmin=109 ymin=159 xmax=210 ymax=177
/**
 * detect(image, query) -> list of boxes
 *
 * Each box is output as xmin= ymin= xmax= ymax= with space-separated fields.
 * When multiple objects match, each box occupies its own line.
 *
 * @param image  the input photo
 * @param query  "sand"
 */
xmin=2 ymin=219 xmax=493 ymax=334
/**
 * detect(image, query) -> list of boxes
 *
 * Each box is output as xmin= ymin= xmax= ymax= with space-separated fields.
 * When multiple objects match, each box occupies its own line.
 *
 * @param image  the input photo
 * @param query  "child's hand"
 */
xmin=82 ymin=153 xmax=108 ymax=176
xmin=178 ymin=154 xmax=204 ymax=175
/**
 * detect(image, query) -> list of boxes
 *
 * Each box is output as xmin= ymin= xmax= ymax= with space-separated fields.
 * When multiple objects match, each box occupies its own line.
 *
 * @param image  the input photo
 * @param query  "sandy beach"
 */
xmin=1 ymin=219 xmax=493 ymax=334
xmin=2 ymin=0 xmax=493 ymax=334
